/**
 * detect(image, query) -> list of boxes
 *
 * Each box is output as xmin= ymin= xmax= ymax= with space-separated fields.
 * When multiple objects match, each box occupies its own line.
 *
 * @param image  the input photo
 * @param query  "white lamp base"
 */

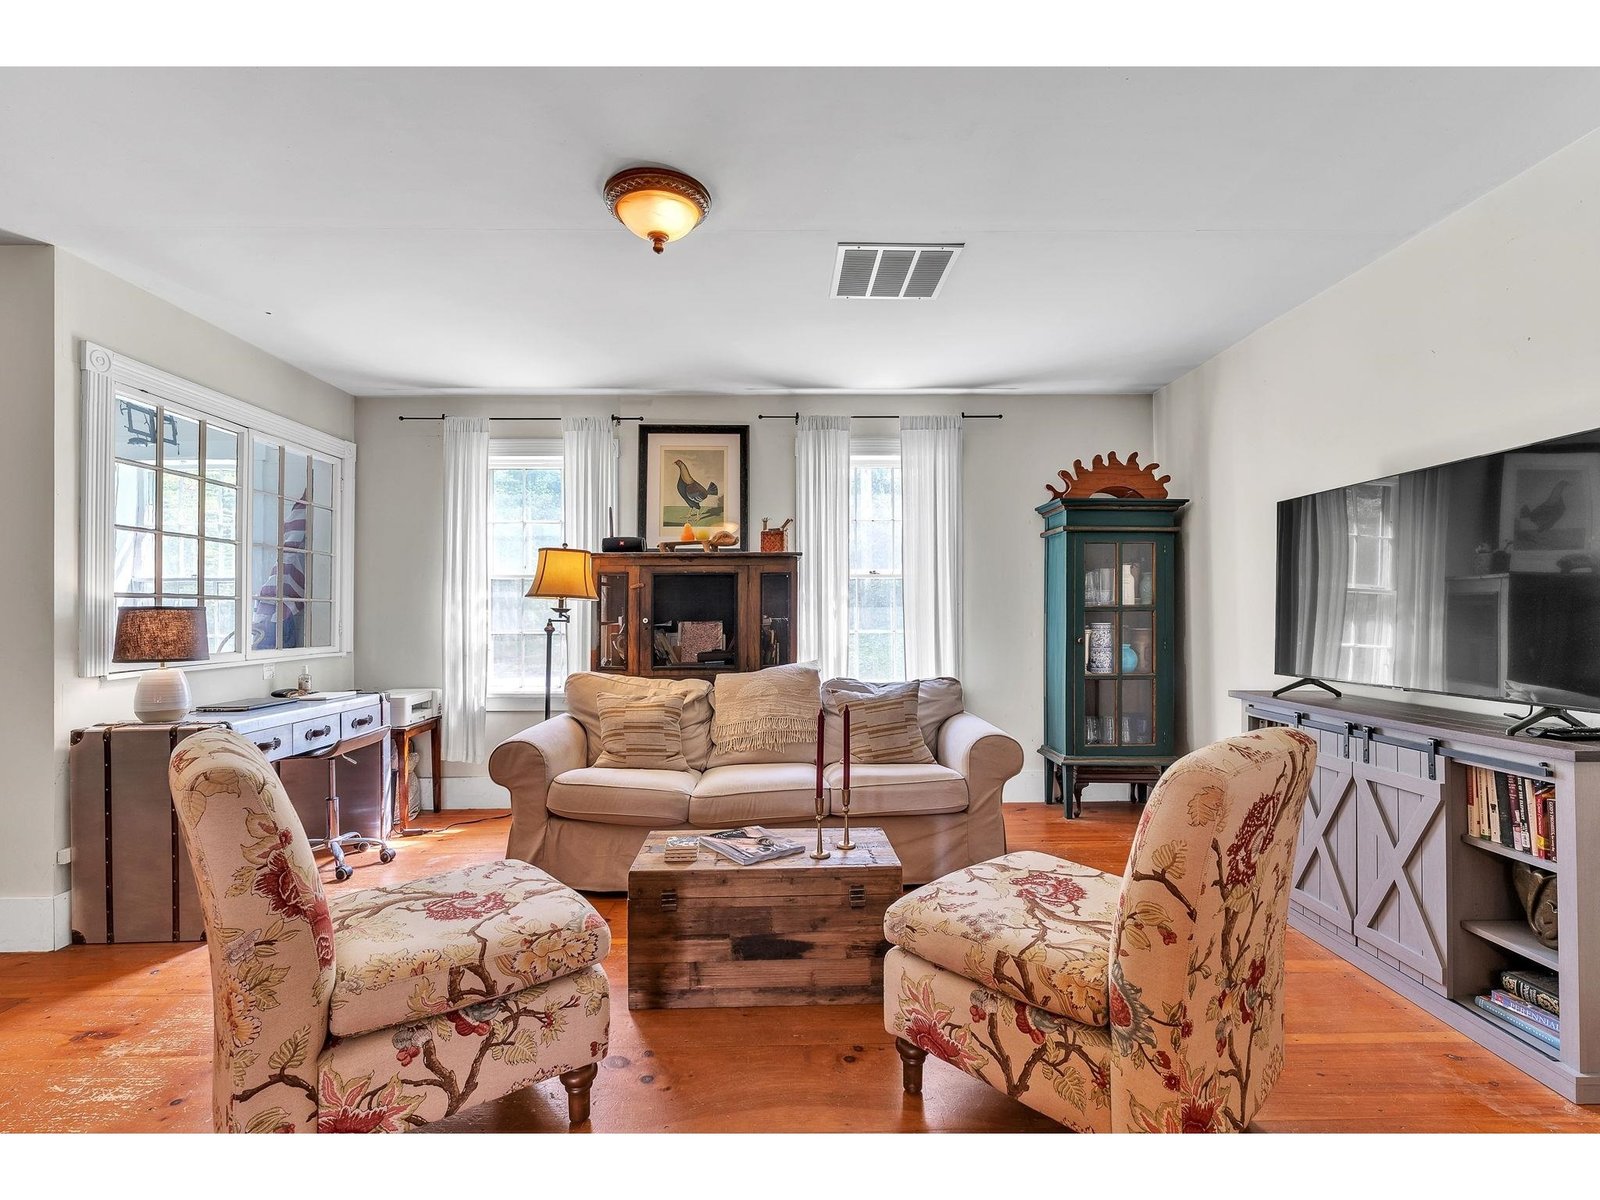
xmin=133 ymin=667 xmax=193 ymax=723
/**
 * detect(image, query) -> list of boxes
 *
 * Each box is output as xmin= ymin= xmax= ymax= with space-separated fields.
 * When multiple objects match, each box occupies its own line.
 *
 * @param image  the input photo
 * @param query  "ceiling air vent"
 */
xmin=831 ymin=243 xmax=963 ymax=300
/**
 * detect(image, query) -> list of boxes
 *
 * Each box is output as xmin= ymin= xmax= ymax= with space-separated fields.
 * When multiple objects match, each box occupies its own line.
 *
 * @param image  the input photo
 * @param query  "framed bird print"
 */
xmin=637 ymin=424 xmax=749 ymax=548
xmin=1498 ymin=450 xmax=1600 ymax=573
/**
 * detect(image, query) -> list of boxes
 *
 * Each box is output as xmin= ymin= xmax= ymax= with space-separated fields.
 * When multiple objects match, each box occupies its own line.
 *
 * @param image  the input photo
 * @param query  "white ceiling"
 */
xmin=3 ymin=67 xmax=1600 ymax=396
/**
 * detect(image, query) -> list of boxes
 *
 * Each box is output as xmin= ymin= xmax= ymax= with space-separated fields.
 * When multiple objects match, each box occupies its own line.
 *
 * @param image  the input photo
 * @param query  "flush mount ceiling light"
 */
xmin=603 ymin=166 xmax=712 ymax=254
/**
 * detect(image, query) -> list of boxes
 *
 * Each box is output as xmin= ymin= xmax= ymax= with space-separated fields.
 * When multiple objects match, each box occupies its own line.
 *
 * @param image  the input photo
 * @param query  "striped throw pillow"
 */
xmin=594 ymin=693 xmax=689 ymax=771
xmin=846 ymin=683 xmax=935 ymax=765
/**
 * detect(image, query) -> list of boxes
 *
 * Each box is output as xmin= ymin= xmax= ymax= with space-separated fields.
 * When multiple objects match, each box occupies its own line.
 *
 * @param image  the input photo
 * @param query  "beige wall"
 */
xmin=0 ymin=249 xmax=355 ymax=950
xmin=0 ymin=247 xmax=62 ymax=949
xmin=354 ymin=392 xmax=1155 ymax=804
xmin=1155 ymin=128 xmax=1600 ymax=746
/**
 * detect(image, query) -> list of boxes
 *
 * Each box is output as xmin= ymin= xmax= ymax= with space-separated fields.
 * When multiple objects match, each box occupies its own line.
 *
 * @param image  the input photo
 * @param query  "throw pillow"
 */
xmin=593 ymin=692 xmax=689 ymax=771
xmin=842 ymin=681 xmax=936 ymax=765
xmin=565 ymin=673 xmax=713 ymax=770
xmin=822 ymin=676 xmax=963 ymax=760
xmin=707 ymin=663 xmax=822 ymax=766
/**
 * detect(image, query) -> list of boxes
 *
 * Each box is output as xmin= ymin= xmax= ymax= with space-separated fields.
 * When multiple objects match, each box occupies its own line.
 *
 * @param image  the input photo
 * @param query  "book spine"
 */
xmin=1488 ymin=989 xmax=1560 ymax=1033
xmin=1495 ymin=773 xmax=1513 ymax=850
xmin=1469 ymin=769 xmax=1484 ymax=839
xmin=1529 ymin=779 xmax=1548 ymax=859
xmin=1486 ymin=771 xmax=1499 ymax=843
xmin=1510 ymin=775 xmax=1528 ymax=852
xmin=1474 ymin=995 xmax=1560 ymax=1050
xmin=1499 ymin=970 xmax=1560 ymax=1016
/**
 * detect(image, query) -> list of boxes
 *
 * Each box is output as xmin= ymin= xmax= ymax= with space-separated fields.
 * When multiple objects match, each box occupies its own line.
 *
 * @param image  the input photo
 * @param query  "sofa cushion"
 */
xmin=326 ymin=859 xmax=610 ymax=1038
xmin=841 ymin=682 xmax=936 ymax=765
xmin=566 ymin=672 xmax=713 ymax=770
xmin=689 ymin=763 xmax=822 ymax=826
xmin=547 ymin=767 xmax=698 ymax=826
xmin=823 ymin=676 xmax=964 ymax=759
xmin=823 ymin=762 xmax=967 ymax=815
xmin=707 ymin=662 xmax=822 ymax=765
xmin=593 ymin=692 xmax=688 ymax=771
xmin=883 ymin=850 xmax=1121 ymax=1026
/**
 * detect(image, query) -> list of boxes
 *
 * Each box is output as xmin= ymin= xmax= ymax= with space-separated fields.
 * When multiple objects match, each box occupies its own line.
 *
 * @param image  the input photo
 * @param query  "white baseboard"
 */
xmin=412 ymin=775 xmax=511 ymax=811
xmin=0 ymin=892 xmax=72 ymax=953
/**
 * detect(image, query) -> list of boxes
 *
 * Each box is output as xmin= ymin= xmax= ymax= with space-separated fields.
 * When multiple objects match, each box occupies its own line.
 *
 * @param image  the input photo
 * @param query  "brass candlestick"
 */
xmin=836 ymin=784 xmax=855 ymax=851
xmin=810 ymin=809 xmax=831 ymax=860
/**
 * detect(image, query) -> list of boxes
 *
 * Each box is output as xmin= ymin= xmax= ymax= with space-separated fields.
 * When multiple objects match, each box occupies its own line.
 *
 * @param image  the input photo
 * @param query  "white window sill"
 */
xmin=488 ymin=693 xmax=569 ymax=713
xmin=103 ymin=646 xmax=349 ymax=681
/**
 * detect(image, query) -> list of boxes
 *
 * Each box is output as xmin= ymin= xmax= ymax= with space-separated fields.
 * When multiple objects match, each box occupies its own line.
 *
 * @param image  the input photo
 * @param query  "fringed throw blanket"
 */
xmin=711 ymin=663 xmax=822 ymax=753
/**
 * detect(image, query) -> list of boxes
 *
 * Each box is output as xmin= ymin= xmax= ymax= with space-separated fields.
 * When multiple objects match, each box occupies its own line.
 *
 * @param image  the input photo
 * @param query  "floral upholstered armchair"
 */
xmin=883 ymin=727 xmax=1316 ymax=1132
xmin=169 ymin=727 xmax=611 ymax=1133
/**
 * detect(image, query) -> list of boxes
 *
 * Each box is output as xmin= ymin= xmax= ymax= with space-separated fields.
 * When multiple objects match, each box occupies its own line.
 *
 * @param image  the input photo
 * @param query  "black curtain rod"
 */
xmin=396 ymin=414 xmax=643 ymax=423
xmin=757 ymin=412 xmax=1003 ymax=422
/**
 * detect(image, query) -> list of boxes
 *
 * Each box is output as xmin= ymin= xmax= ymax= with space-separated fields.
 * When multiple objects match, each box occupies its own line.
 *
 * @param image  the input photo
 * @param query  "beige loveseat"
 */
xmin=489 ymin=671 xmax=1023 ymax=892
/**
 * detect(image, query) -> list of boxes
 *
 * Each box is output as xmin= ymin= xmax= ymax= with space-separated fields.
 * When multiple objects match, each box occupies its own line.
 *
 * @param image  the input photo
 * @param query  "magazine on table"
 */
xmin=698 ymin=825 xmax=805 ymax=865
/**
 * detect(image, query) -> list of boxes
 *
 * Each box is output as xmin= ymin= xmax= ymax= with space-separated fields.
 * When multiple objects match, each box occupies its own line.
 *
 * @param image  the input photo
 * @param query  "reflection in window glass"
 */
xmin=848 ymin=454 xmax=905 ymax=681
xmin=488 ymin=458 xmax=565 ymax=693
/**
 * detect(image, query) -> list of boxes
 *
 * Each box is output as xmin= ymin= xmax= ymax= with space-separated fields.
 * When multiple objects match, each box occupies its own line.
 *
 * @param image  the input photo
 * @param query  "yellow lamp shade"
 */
xmin=604 ymin=167 xmax=711 ymax=255
xmin=528 ymin=545 xmax=598 ymax=602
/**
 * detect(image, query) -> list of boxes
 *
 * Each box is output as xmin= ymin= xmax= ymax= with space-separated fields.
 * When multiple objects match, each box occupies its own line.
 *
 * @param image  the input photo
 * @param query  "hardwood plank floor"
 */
xmin=1 ymin=802 xmax=1595 ymax=1133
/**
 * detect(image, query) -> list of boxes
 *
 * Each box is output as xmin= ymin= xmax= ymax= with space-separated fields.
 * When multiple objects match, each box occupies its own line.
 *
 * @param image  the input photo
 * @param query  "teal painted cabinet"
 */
xmin=1038 ymin=496 xmax=1188 ymax=817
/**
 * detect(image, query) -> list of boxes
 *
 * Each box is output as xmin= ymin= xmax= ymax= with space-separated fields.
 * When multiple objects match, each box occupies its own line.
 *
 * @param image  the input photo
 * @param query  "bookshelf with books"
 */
xmin=1234 ymin=689 xmax=1600 ymax=1103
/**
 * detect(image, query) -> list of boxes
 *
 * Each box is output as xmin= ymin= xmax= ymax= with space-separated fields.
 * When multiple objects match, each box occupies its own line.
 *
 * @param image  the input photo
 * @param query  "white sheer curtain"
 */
xmin=900 ymin=415 xmax=963 ymax=679
xmin=441 ymin=417 xmax=490 ymax=762
xmin=795 ymin=416 xmax=851 ymax=678
xmin=562 ymin=415 xmax=619 ymax=681
xmin=1294 ymin=490 xmax=1349 ymax=680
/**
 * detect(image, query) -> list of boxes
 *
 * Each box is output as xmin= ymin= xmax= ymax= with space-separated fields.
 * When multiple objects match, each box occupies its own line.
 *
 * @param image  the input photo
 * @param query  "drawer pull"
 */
xmin=351 ymin=715 xmax=374 ymax=729
xmin=849 ymin=883 xmax=866 ymax=909
xmin=256 ymin=736 xmax=282 ymax=753
xmin=660 ymin=888 xmax=677 ymax=913
xmin=306 ymin=726 xmax=331 ymax=740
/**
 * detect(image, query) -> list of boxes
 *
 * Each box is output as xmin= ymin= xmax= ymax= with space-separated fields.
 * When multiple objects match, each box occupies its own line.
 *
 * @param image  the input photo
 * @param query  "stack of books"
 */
xmin=1474 ymin=968 xmax=1560 ymax=1052
xmin=1466 ymin=767 xmax=1557 ymax=861
xmin=698 ymin=826 xmax=804 ymax=865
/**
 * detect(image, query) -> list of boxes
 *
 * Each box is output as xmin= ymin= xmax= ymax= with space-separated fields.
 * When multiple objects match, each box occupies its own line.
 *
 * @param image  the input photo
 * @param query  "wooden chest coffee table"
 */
xmin=627 ymin=826 xmax=902 ymax=1010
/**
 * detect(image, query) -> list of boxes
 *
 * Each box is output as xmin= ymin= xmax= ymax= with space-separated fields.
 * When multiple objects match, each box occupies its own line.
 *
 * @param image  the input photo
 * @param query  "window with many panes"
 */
xmin=84 ymin=343 xmax=354 ymax=678
xmin=848 ymin=449 xmax=906 ymax=680
xmin=488 ymin=450 xmax=566 ymax=694
xmin=1338 ymin=478 xmax=1398 ymax=684
xmin=248 ymin=439 xmax=340 ymax=652
xmin=113 ymin=394 xmax=241 ymax=658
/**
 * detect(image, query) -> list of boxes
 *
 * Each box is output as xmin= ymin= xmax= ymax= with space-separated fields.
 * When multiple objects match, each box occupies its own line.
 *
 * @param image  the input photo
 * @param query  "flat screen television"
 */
xmin=1275 ymin=426 xmax=1600 ymax=710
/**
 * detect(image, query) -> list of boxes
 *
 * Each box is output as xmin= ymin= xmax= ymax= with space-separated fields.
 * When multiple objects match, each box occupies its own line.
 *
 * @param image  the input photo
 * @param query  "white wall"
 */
xmin=354 ymin=392 xmax=1155 ymax=804
xmin=0 ymin=249 xmax=356 ymax=951
xmin=1155 ymin=128 xmax=1600 ymax=746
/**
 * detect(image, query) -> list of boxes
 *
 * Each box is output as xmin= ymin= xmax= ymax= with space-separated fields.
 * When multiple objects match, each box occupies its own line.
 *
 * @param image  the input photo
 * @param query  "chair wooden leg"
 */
xmin=559 ymin=1063 xmax=598 ymax=1125
xmin=895 ymin=1037 xmax=927 ymax=1095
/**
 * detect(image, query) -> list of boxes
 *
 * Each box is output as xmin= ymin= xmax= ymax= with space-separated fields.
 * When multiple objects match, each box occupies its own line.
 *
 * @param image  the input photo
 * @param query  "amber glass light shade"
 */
xmin=112 ymin=605 xmax=210 ymax=664
xmin=528 ymin=545 xmax=599 ymax=602
xmin=604 ymin=167 xmax=711 ymax=254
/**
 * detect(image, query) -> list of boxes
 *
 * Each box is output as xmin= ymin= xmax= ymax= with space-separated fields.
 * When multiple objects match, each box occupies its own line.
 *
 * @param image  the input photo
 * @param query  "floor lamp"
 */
xmin=527 ymin=544 xmax=599 ymax=723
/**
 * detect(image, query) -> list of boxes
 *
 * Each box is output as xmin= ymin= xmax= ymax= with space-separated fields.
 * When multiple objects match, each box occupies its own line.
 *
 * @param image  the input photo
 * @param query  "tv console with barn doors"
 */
xmin=1234 ymin=688 xmax=1600 ymax=1103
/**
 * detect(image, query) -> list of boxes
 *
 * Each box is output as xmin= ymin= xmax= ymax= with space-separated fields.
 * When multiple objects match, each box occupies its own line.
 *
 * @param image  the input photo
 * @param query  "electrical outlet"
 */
xmin=263 ymin=662 xmax=275 ymax=682
xmin=56 ymin=847 xmax=73 ymax=866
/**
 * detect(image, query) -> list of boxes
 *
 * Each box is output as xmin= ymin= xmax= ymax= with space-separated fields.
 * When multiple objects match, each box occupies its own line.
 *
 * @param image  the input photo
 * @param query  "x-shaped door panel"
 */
xmin=1292 ymin=754 xmax=1357 ymax=931
xmin=1352 ymin=768 xmax=1446 ymax=982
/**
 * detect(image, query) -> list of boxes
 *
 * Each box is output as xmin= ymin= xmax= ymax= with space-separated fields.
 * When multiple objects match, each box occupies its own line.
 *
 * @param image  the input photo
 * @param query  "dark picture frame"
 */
xmin=637 ymin=424 xmax=750 ymax=548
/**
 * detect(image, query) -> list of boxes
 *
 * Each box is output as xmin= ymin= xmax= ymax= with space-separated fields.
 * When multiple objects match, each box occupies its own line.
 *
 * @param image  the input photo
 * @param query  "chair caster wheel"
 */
xmin=334 ymin=865 xmax=353 ymax=882
xmin=379 ymin=847 xmax=396 ymax=863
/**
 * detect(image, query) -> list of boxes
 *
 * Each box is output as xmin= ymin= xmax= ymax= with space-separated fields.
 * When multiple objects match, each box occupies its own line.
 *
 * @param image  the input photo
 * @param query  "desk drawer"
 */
xmin=292 ymin=714 xmax=340 ymax=755
xmin=246 ymin=724 xmax=295 ymax=762
xmin=341 ymin=703 xmax=383 ymax=740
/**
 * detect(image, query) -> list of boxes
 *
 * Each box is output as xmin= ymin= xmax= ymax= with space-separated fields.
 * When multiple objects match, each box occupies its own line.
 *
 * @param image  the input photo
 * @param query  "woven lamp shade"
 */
xmin=112 ymin=605 xmax=210 ymax=664
xmin=528 ymin=546 xmax=598 ymax=602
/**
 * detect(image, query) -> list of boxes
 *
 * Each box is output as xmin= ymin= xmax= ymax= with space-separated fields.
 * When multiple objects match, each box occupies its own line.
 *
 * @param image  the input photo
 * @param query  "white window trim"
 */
xmin=80 ymin=341 xmax=357 ymax=678
xmin=487 ymin=438 xmax=565 ymax=699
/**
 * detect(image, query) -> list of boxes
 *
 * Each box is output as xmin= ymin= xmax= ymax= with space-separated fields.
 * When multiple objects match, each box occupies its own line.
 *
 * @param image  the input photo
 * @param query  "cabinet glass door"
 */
xmin=1078 ymin=538 xmax=1163 ymax=752
xmin=595 ymin=572 xmax=630 ymax=671
xmin=759 ymin=569 xmax=794 ymax=667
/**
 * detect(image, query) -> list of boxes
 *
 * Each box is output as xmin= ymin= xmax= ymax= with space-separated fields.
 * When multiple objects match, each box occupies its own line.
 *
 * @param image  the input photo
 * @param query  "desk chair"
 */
xmin=278 ymin=732 xmax=395 ymax=881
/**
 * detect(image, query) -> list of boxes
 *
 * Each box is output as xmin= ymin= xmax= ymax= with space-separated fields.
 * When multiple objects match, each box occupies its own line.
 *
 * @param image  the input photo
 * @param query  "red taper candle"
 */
xmin=843 ymin=705 xmax=851 ymax=789
xmin=815 ymin=707 xmax=825 ymax=799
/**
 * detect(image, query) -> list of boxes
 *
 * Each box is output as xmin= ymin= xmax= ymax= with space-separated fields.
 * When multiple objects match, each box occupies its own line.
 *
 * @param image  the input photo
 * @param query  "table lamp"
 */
xmin=527 ymin=545 xmax=598 ymax=722
xmin=113 ymin=605 xmax=210 ymax=722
